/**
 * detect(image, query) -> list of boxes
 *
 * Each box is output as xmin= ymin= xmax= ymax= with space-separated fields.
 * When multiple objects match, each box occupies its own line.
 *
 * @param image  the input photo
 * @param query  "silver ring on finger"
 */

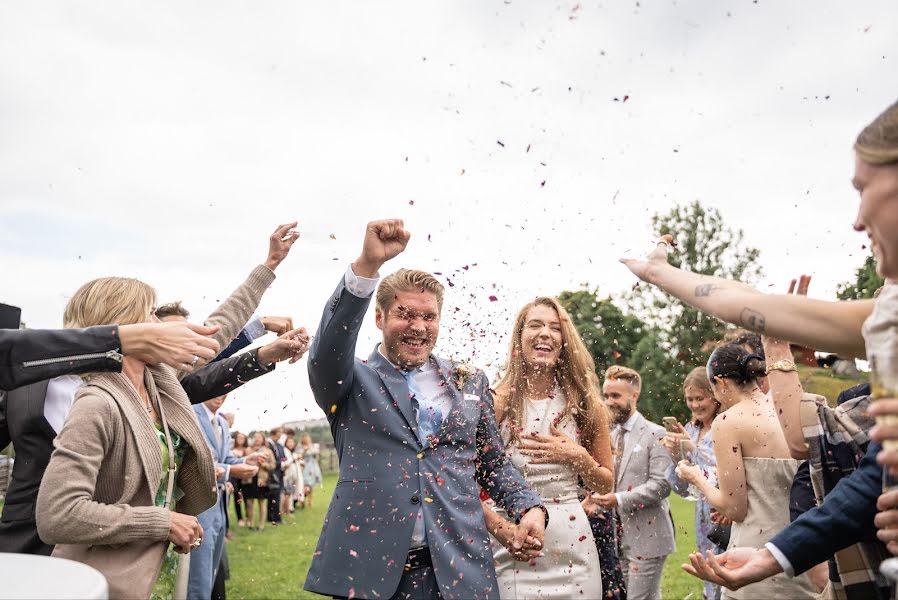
xmin=191 ymin=355 xmax=200 ymax=366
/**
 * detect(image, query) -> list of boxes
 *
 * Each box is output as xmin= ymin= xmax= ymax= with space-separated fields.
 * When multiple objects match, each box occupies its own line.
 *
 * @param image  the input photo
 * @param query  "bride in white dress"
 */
xmin=482 ymin=297 xmax=615 ymax=600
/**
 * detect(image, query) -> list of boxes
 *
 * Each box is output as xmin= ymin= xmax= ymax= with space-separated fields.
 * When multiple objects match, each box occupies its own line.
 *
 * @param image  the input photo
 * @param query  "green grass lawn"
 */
xmin=226 ymin=474 xmax=704 ymax=599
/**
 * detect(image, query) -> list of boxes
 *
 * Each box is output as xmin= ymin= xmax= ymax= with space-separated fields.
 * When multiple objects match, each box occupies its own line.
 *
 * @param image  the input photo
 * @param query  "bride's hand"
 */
xmin=518 ymin=424 xmax=587 ymax=467
xmin=491 ymin=519 xmax=541 ymax=562
xmin=620 ymin=233 xmax=676 ymax=283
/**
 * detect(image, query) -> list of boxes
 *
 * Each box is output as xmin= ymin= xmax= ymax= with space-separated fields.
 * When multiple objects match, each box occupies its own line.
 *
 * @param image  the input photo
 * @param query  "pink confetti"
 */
xmin=488 ymin=295 xmax=498 ymax=302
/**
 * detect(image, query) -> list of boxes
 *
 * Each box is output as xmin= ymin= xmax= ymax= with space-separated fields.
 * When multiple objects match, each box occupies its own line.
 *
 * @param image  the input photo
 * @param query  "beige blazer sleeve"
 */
xmin=176 ymin=264 xmax=275 ymax=380
xmin=36 ymin=392 xmax=171 ymax=546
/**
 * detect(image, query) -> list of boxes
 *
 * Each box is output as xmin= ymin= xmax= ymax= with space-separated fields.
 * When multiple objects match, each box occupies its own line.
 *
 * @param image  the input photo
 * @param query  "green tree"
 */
xmin=629 ymin=330 xmax=691 ymax=423
xmin=836 ymin=253 xmax=884 ymax=300
xmin=557 ymin=288 xmax=648 ymax=375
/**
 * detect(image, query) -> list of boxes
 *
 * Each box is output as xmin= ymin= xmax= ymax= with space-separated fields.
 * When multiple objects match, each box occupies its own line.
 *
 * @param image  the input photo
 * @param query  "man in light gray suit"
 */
xmin=589 ymin=365 xmax=675 ymax=600
xmin=304 ymin=219 xmax=546 ymax=600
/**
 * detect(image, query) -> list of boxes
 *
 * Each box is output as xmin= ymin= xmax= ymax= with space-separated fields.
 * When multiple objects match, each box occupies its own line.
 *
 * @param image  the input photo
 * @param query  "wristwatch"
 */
xmin=766 ymin=359 xmax=797 ymax=374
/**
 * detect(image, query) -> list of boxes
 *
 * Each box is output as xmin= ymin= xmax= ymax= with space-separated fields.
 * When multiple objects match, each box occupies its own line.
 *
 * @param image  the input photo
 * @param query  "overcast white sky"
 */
xmin=1 ymin=1 xmax=896 ymax=431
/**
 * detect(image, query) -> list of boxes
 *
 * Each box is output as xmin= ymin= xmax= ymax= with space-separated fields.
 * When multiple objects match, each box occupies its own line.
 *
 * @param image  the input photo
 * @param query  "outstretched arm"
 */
xmin=307 ymin=219 xmax=410 ymax=414
xmin=621 ymin=237 xmax=872 ymax=358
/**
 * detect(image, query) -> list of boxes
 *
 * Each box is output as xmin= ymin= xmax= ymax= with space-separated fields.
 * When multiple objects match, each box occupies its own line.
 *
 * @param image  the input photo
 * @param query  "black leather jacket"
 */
xmin=0 ymin=326 xmax=123 ymax=391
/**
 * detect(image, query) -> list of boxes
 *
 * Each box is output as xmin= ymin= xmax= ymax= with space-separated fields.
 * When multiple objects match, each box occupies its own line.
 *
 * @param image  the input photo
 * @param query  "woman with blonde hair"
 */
xmin=36 ymin=277 xmax=216 ymax=600
xmin=482 ymin=296 xmax=614 ymax=599
xmin=661 ymin=366 xmax=725 ymax=600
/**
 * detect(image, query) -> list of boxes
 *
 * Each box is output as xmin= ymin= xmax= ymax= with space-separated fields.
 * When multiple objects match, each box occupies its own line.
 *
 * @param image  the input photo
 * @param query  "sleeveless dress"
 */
xmin=723 ymin=458 xmax=815 ymax=600
xmin=490 ymin=391 xmax=603 ymax=600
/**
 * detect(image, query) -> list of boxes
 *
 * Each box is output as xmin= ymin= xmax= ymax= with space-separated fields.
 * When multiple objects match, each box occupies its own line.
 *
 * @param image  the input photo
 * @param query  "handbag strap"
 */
xmin=146 ymin=373 xmax=176 ymax=509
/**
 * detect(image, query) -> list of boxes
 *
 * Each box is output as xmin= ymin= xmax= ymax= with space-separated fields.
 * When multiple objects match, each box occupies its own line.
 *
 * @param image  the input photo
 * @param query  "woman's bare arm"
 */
xmin=690 ymin=416 xmax=748 ymax=522
xmin=763 ymin=337 xmax=809 ymax=459
xmin=621 ymin=240 xmax=872 ymax=358
xmin=582 ymin=405 xmax=615 ymax=494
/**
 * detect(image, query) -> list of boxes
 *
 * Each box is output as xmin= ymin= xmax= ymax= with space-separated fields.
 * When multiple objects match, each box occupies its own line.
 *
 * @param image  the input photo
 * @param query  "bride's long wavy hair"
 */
xmin=494 ymin=296 xmax=605 ymax=451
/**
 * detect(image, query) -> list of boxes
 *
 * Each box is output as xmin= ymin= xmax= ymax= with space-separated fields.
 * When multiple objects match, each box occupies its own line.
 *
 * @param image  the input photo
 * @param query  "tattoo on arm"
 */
xmin=695 ymin=284 xmax=717 ymax=297
xmin=740 ymin=308 xmax=767 ymax=332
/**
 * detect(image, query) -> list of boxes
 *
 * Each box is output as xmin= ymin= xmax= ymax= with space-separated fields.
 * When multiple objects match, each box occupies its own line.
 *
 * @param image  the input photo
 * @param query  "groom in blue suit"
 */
xmin=304 ymin=219 xmax=546 ymax=600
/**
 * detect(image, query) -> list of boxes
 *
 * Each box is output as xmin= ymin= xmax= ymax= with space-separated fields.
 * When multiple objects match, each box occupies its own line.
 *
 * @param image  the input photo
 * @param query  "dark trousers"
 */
xmin=0 ymin=517 xmax=53 ymax=556
xmin=211 ymin=556 xmax=227 ymax=600
xmin=267 ymin=486 xmax=282 ymax=523
xmin=589 ymin=510 xmax=627 ymax=600
xmin=389 ymin=566 xmax=442 ymax=600
xmin=230 ymin=477 xmax=244 ymax=521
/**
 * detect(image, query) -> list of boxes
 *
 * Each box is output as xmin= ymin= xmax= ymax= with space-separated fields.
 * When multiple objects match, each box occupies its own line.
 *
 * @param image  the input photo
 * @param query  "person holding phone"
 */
xmin=661 ymin=367 xmax=725 ymax=600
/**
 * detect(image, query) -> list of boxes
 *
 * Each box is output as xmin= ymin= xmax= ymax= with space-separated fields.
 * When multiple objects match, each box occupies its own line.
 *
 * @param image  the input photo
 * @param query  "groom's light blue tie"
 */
xmin=401 ymin=368 xmax=443 ymax=445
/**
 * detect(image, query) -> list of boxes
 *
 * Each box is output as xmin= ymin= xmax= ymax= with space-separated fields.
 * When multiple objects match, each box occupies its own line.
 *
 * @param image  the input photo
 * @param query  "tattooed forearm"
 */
xmin=695 ymin=284 xmax=717 ymax=297
xmin=740 ymin=308 xmax=767 ymax=332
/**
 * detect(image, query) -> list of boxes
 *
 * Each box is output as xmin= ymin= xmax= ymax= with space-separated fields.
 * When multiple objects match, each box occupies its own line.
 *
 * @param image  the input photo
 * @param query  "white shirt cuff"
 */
xmin=764 ymin=542 xmax=794 ymax=577
xmin=615 ymin=493 xmax=624 ymax=509
xmin=345 ymin=264 xmax=379 ymax=298
xmin=243 ymin=315 xmax=266 ymax=340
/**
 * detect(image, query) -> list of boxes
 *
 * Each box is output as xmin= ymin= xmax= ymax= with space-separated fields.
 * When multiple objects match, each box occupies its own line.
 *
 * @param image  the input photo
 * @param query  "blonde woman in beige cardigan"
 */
xmin=36 ymin=277 xmax=217 ymax=599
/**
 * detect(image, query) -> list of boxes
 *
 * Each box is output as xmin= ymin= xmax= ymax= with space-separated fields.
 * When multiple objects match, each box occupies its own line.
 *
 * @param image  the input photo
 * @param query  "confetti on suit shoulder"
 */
xmin=330 ymin=404 xmax=337 ymax=414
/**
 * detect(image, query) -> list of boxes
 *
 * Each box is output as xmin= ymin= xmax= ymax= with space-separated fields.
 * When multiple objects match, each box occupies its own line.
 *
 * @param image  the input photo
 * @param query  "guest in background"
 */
xmin=244 ymin=431 xmax=275 ymax=531
xmin=585 ymin=365 xmax=675 ymax=600
xmin=300 ymin=432 xmax=322 ymax=509
xmin=230 ymin=432 xmax=250 ymax=527
xmin=282 ymin=436 xmax=304 ymax=515
xmin=266 ymin=427 xmax=286 ymax=525
xmin=661 ymin=366 xmax=724 ymax=600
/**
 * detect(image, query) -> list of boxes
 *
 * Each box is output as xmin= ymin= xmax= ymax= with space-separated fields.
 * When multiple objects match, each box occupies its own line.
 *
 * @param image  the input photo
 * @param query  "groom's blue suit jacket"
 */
xmin=303 ymin=277 xmax=541 ymax=600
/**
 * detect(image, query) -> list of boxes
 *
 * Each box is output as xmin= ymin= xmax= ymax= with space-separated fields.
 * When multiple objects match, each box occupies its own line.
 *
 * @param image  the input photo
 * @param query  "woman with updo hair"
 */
xmin=674 ymin=343 xmax=815 ymax=599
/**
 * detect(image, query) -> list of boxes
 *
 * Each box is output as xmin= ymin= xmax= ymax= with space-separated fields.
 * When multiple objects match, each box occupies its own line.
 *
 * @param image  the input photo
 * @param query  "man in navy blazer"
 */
xmin=304 ymin=219 xmax=546 ymax=600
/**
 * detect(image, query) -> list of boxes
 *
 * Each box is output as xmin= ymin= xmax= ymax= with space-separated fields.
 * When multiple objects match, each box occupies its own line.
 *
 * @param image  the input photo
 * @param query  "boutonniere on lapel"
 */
xmin=452 ymin=363 xmax=476 ymax=391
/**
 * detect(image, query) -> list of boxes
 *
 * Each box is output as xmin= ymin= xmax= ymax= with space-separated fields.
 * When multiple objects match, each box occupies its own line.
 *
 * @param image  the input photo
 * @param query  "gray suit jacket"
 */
xmin=303 ymin=277 xmax=542 ymax=600
xmin=615 ymin=411 xmax=676 ymax=559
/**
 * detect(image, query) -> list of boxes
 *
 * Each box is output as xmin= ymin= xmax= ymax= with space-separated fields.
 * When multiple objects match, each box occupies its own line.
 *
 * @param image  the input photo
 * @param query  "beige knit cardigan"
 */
xmin=36 ymin=365 xmax=217 ymax=546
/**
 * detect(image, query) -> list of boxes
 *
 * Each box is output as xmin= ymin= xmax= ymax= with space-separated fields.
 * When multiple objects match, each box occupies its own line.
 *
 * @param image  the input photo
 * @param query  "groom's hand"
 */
xmin=512 ymin=507 xmax=546 ymax=555
xmin=352 ymin=219 xmax=411 ymax=277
